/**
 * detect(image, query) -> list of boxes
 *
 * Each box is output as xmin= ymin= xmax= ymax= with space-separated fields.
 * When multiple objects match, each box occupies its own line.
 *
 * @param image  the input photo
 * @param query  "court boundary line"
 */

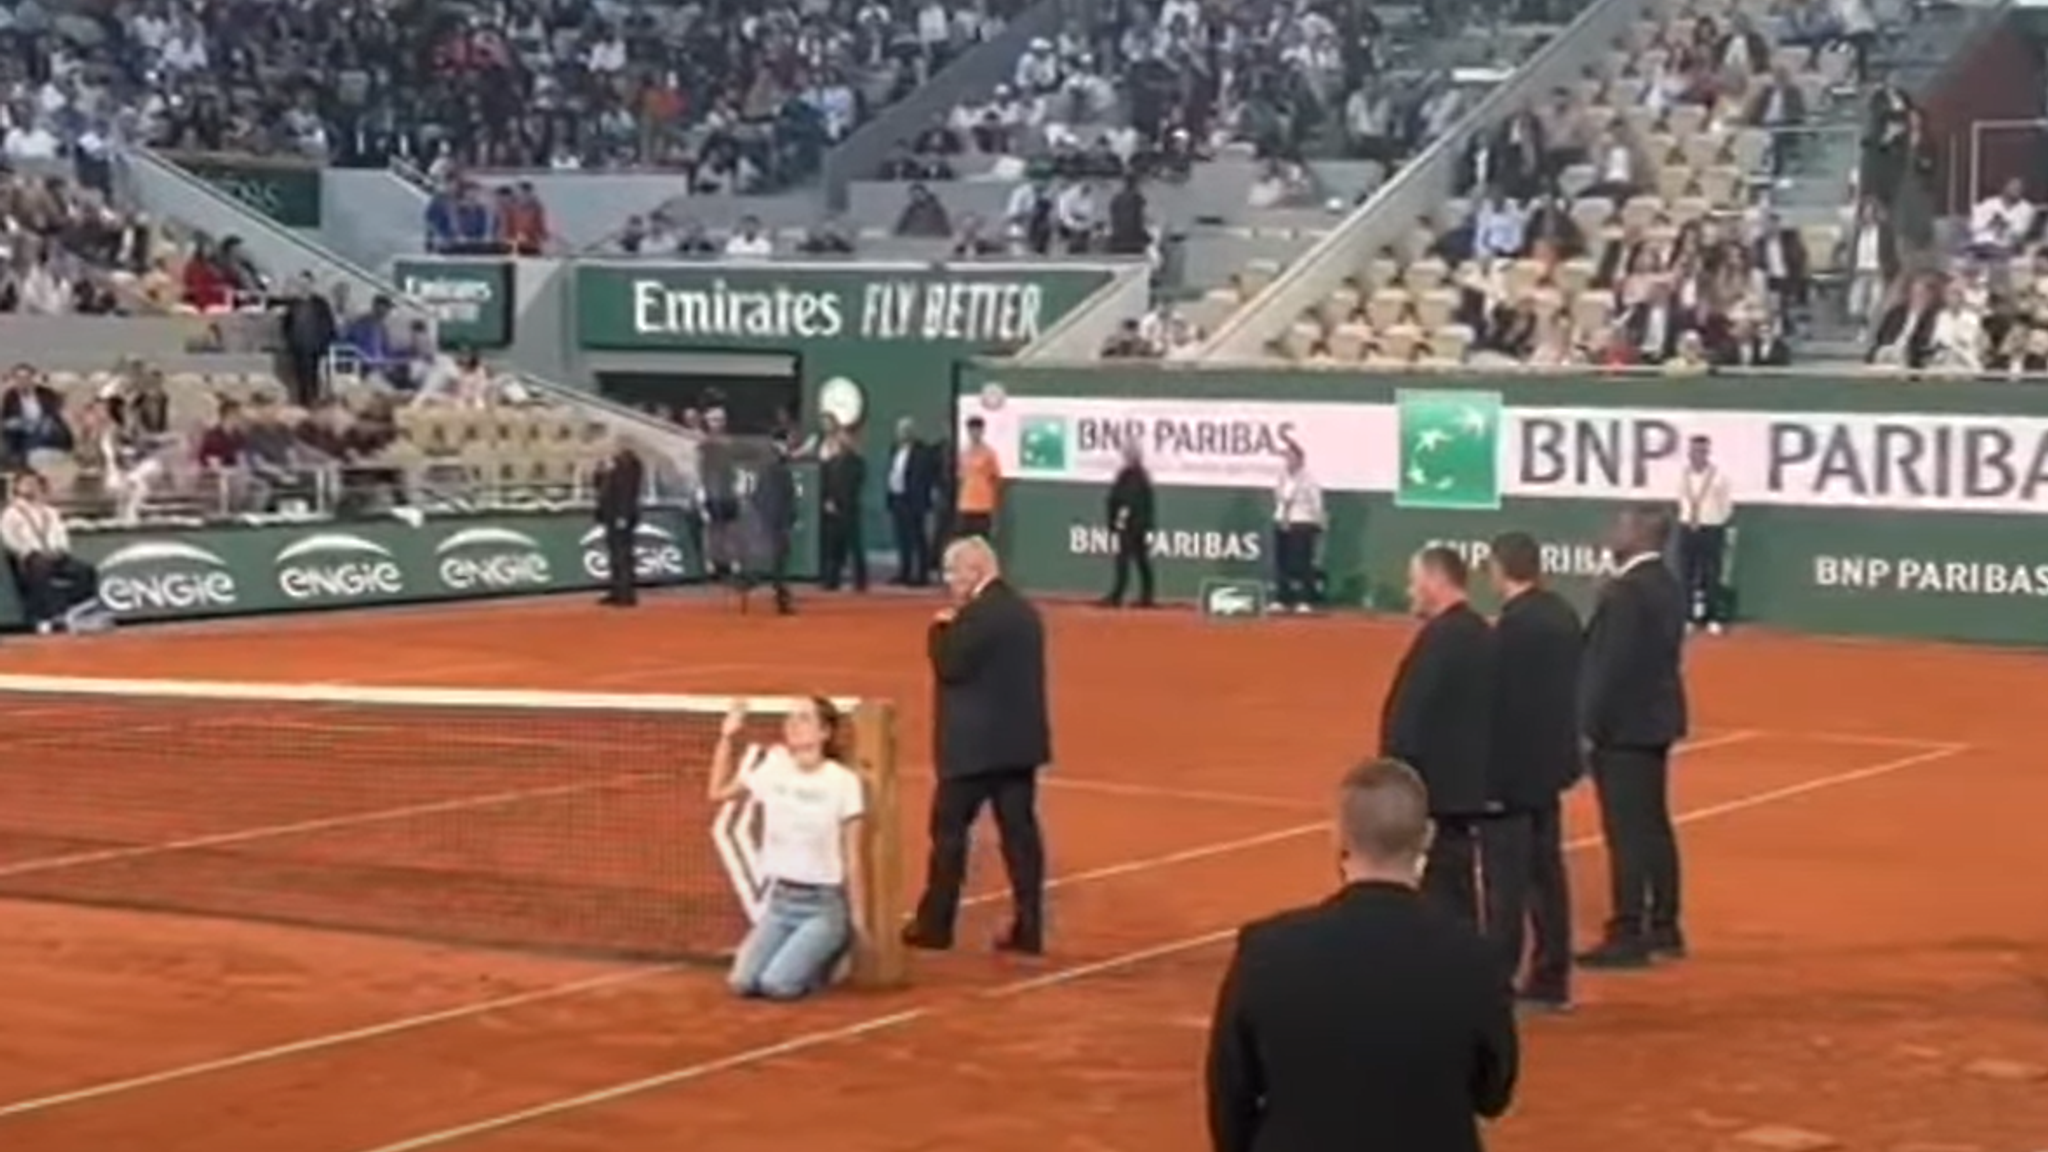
xmin=0 ymin=731 xmax=1761 ymax=1124
xmin=330 ymin=736 xmax=1972 ymax=1152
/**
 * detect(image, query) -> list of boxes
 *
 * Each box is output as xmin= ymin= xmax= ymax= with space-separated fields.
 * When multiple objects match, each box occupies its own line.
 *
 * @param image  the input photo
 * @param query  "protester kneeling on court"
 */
xmin=1 ymin=471 xmax=109 ymax=635
xmin=707 ymin=696 xmax=869 ymax=1000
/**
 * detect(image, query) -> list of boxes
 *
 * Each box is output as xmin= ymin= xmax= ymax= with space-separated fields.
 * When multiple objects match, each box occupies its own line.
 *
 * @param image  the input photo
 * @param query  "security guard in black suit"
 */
xmin=1483 ymin=531 xmax=1584 ymax=1010
xmin=1100 ymin=441 xmax=1155 ymax=608
xmin=1579 ymin=506 xmax=1691 ymax=969
xmin=594 ymin=440 xmax=644 ymax=608
xmin=1380 ymin=545 xmax=1494 ymax=925
xmin=1207 ymin=757 xmax=1518 ymax=1152
xmin=904 ymin=536 xmax=1052 ymax=954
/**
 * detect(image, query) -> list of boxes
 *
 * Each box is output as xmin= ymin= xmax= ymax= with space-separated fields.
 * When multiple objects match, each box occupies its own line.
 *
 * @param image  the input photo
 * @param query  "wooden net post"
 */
xmin=851 ymin=699 xmax=908 ymax=988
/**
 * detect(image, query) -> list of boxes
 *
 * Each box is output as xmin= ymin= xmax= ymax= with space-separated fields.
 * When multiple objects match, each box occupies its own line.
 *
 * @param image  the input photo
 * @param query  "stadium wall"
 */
xmin=1 ymin=488 xmax=821 ymax=629
xmin=955 ymin=361 xmax=2048 ymax=646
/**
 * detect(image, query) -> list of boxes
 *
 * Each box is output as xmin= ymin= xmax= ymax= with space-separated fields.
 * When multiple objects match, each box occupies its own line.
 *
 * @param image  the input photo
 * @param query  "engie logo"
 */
xmin=434 ymin=526 xmax=552 ymax=590
xmin=579 ymin=523 xmax=690 ymax=581
xmin=1200 ymin=578 xmax=1267 ymax=619
xmin=274 ymin=533 xmax=404 ymax=601
xmin=711 ymin=743 xmax=770 ymax=924
xmin=96 ymin=540 xmax=238 ymax=614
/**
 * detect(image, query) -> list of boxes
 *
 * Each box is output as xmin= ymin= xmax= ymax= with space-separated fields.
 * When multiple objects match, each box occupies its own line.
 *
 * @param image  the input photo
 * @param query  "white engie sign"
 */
xmin=964 ymin=389 xmax=2048 ymax=515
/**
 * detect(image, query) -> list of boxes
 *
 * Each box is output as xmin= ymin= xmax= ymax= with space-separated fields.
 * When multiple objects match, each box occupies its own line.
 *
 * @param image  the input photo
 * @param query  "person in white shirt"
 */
xmin=0 ymin=471 xmax=100 ymax=633
xmin=709 ymin=697 xmax=869 ymax=1001
xmin=1673 ymin=436 xmax=1733 ymax=634
xmin=1272 ymin=443 xmax=1325 ymax=613
xmin=724 ymin=216 xmax=774 ymax=258
xmin=1967 ymin=178 xmax=2035 ymax=258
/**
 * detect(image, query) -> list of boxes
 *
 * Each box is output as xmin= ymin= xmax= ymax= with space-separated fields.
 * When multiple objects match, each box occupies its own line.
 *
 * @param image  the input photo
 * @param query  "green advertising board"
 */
xmin=960 ymin=364 xmax=2048 ymax=646
xmin=167 ymin=151 xmax=324 ymax=228
xmin=396 ymin=258 xmax=514 ymax=349
xmin=572 ymin=260 xmax=1118 ymax=544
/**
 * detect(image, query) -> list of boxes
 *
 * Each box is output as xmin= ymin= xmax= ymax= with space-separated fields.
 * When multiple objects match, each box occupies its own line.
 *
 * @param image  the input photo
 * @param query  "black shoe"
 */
xmin=1648 ymin=928 xmax=1687 ymax=960
xmin=901 ymin=923 xmax=953 ymax=951
xmin=1515 ymin=993 xmax=1574 ymax=1016
xmin=1575 ymin=939 xmax=1654 ymax=969
xmin=995 ymin=926 xmax=1044 ymax=956
xmin=1097 ymin=596 xmax=1122 ymax=608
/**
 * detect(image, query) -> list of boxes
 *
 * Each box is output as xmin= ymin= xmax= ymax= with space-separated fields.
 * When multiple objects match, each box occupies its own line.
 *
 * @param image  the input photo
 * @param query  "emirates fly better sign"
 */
xmin=972 ymin=391 xmax=2048 ymax=514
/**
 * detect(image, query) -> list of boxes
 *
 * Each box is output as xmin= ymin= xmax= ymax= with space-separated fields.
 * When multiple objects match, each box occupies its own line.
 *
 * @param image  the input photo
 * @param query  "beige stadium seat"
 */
xmin=1672 ymin=195 xmax=1711 ymax=224
xmin=1772 ymin=47 xmax=1810 ymax=76
xmin=1645 ymin=130 xmax=1678 ymax=165
xmin=1279 ymin=320 xmax=1320 ymax=361
xmin=1319 ymin=286 xmax=1362 ymax=330
xmin=1380 ymin=325 xmax=1423 ymax=362
xmin=1557 ymin=257 xmax=1596 ymax=296
xmin=1620 ymin=195 xmax=1664 ymax=231
xmin=1571 ymin=197 xmax=1614 ymax=236
xmin=1529 ymin=286 xmax=1566 ymax=318
xmin=1574 ymin=290 xmax=1615 ymax=334
xmin=1701 ymin=165 xmax=1743 ymax=207
xmin=1815 ymin=46 xmax=1852 ymax=87
xmin=1362 ymin=256 xmax=1399 ymax=291
xmin=1366 ymin=288 xmax=1411 ymax=330
xmin=1620 ymin=104 xmax=1657 ymax=140
xmin=1667 ymin=103 xmax=1708 ymax=141
xmin=1241 ymin=259 xmax=1283 ymax=296
xmin=1425 ymin=325 xmax=1473 ymax=364
xmin=1580 ymin=103 xmax=1617 ymax=137
xmin=1800 ymin=223 xmax=1843 ymax=273
xmin=1730 ymin=128 xmax=1770 ymax=173
xmin=1655 ymin=163 xmax=1694 ymax=202
xmin=1558 ymin=163 xmax=1597 ymax=200
xmin=1682 ymin=131 xmax=1723 ymax=170
xmin=1416 ymin=288 xmax=1459 ymax=330
xmin=1406 ymin=258 xmax=1450 ymax=292
xmin=1505 ymin=259 xmax=1546 ymax=299
xmin=1328 ymin=322 xmax=1372 ymax=361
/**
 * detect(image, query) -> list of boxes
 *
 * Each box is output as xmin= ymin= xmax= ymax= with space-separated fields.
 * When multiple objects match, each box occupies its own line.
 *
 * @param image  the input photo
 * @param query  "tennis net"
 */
xmin=0 ymin=674 xmax=905 ymax=983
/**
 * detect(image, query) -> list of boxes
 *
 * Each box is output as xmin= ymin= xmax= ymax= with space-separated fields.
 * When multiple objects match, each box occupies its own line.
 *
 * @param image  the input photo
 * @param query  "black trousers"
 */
xmin=285 ymin=347 xmax=323 ymax=408
xmin=16 ymin=553 xmax=97 ymax=626
xmin=1590 ymin=745 xmax=1680 ymax=942
xmin=1105 ymin=523 xmax=1154 ymax=605
xmin=739 ymin=534 xmax=793 ymax=612
xmin=1273 ymin=524 xmax=1320 ymax=608
xmin=1482 ymin=801 xmax=1572 ymax=999
xmin=1678 ymin=525 xmax=1728 ymax=624
xmin=890 ymin=499 xmax=931 ymax=585
xmin=1421 ymin=819 xmax=1480 ymax=927
xmin=955 ymin=511 xmax=993 ymax=542
xmin=820 ymin=509 xmax=866 ymax=591
xmin=602 ymin=522 xmax=637 ymax=605
xmin=912 ymin=768 xmax=1045 ymax=943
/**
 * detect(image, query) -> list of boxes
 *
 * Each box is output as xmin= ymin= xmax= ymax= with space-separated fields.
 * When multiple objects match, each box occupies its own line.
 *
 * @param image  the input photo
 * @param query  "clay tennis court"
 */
xmin=0 ymin=593 xmax=2042 ymax=1152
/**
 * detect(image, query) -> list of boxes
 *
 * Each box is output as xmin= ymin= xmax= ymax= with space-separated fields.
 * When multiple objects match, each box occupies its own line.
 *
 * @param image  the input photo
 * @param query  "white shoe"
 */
xmin=1294 ymin=603 xmax=1314 ymax=614
xmin=34 ymin=621 xmax=54 ymax=635
xmin=1707 ymin=622 xmax=1725 ymax=635
xmin=1265 ymin=602 xmax=1288 ymax=614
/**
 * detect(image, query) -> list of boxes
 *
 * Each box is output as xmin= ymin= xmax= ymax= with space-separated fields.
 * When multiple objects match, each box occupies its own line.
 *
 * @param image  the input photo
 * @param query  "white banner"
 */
xmin=960 ymin=389 xmax=2048 ymax=516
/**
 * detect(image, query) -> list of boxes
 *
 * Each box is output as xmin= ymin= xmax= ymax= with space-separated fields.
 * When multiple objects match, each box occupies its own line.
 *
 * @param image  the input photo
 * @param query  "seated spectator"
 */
xmin=428 ymin=182 xmax=496 ymax=254
xmin=182 ymin=239 xmax=235 ymax=311
xmin=1 ymin=364 xmax=72 ymax=463
xmin=502 ymin=183 xmax=550 ymax=256
xmin=241 ymin=394 xmax=311 ymax=501
xmin=797 ymin=219 xmax=858 ymax=256
xmin=0 ymin=471 xmax=101 ymax=634
xmin=1621 ymin=280 xmax=1694 ymax=366
xmin=1247 ymin=161 xmax=1313 ymax=210
xmin=12 ymin=248 xmax=73 ymax=316
xmin=197 ymin=398 xmax=249 ymax=471
xmin=1471 ymin=191 xmax=1528 ymax=261
xmin=75 ymin=399 xmax=165 ymax=524
xmin=1968 ymin=178 xmax=2035 ymax=261
xmin=415 ymin=347 xmax=502 ymax=408
xmin=1714 ymin=309 xmax=1792 ymax=367
xmin=344 ymin=296 xmax=403 ymax=381
xmin=1005 ymin=176 xmax=1056 ymax=254
xmin=215 ymin=237 xmax=268 ymax=300
xmin=882 ymin=141 xmax=955 ymax=182
xmin=105 ymin=363 xmax=172 ymax=438
xmin=1582 ymin=128 xmax=1641 ymax=201
xmin=895 ymin=185 xmax=953 ymax=239
xmin=724 ymin=216 xmax=774 ymax=258
xmin=674 ymin=219 xmax=720 ymax=256
xmin=1665 ymin=330 xmax=1712 ymax=374
xmin=1101 ymin=319 xmax=1150 ymax=357
xmin=1054 ymin=179 xmax=1097 ymax=253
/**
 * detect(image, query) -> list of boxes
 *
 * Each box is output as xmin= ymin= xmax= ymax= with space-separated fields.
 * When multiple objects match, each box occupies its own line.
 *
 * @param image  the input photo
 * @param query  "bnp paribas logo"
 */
xmin=1396 ymin=390 xmax=1503 ymax=511
xmin=1017 ymin=414 xmax=1069 ymax=472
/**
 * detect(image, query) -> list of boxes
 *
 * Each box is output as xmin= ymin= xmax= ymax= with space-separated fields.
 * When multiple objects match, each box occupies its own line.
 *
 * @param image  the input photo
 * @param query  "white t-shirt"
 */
xmin=742 ymin=747 xmax=865 ymax=886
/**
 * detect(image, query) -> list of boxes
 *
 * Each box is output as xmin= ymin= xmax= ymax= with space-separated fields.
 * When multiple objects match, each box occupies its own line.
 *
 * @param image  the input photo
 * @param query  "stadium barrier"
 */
xmin=956 ymin=363 xmax=2048 ymax=646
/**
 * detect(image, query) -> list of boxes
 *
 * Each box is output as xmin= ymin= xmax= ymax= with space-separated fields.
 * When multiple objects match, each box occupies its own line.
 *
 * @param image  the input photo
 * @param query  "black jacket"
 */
xmin=929 ymin=579 xmax=1051 ymax=777
xmin=753 ymin=451 xmax=798 ymax=537
xmin=1491 ymin=588 xmax=1585 ymax=809
xmin=1207 ymin=881 xmax=1518 ymax=1152
xmin=886 ymin=439 xmax=939 ymax=512
xmin=595 ymin=448 xmax=643 ymax=530
xmin=1381 ymin=602 xmax=1493 ymax=817
xmin=821 ymin=447 xmax=865 ymax=522
xmin=1106 ymin=463 xmax=1155 ymax=535
xmin=1581 ymin=555 xmax=1689 ymax=749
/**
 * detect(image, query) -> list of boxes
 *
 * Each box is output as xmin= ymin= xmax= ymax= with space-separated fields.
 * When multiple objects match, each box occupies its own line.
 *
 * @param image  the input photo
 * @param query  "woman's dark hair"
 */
xmin=810 ymin=695 xmax=848 ymax=762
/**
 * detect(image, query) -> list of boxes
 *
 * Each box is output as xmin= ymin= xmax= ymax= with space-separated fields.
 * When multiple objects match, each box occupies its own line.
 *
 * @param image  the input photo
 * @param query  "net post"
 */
xmin=851 ymin=699 xmax=908 ymax=988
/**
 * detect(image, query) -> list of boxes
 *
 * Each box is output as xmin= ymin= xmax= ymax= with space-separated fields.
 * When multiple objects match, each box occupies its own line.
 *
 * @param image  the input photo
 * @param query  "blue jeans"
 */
xmin=728 ymin=882 xmax=852 ymax=1001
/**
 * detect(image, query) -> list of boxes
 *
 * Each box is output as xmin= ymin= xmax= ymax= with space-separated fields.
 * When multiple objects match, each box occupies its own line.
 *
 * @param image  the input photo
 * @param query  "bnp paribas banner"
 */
xmin=42 ymin=510 xmax=700 ymax=625
xmin=574 ymin=261 xmax=1117 ymax=545
xmin=963 ymin=385 xmax=2048 ymax=643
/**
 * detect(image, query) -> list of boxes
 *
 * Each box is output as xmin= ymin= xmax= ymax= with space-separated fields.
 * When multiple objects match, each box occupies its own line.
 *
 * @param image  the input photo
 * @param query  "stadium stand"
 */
xmin=1256 ymin=0 xmax=1870 ymax=367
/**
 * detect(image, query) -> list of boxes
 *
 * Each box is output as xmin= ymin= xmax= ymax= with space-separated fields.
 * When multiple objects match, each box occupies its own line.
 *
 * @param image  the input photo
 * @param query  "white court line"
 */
xmin=1774 ymin=729 xmax=1970 ymax=752
xmin=0 ymin=730 xmax=1766 ymax=1123
xmin=336 ymin=733 xmax=1965 ymax=1152
xmin=1040 ymin=777 xmax=1323 ymax=812
xmin=0 ymin=772 xmax=663 ymax=881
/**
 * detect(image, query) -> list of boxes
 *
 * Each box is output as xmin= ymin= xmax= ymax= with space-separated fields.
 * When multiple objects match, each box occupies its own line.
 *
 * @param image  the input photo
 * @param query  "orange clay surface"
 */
xmin=0 ymin=593 xmax=2042 ymax=1152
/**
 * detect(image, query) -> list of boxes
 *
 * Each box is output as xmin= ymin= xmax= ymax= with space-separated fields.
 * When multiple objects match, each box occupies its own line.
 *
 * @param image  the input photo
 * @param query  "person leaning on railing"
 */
xmin=1 ymin=470 xmax=102 ymax=634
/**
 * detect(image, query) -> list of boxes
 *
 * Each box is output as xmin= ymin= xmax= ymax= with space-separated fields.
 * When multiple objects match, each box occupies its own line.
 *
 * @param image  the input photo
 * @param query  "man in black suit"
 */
xmin=884 ymin=418 xmax=939 ymax=586
xmin=747 ymin=429 xmax=799 ymax=616
xmin=594 ymin=439 xmax=644 ymax=608
xmin=1099 ymin=441 xmax=1155 ymax=608
xmin=1207 ymin=757 xmax=1518 ymax=1152
xmin=1578 ymin=506 xmax=1691 ymax=969
xmin=278 ymin=272 xmax=337 ymax=408
xmin=819 ymin=423 xmax=867 ymax=592
xmin=904 ymin=537 xmax=1052 ymax=954
xmin=1380 ymin=546 xmax=1493 ymax=925
xmin=1483 ymin=532 xmax=1584 ymax=1011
